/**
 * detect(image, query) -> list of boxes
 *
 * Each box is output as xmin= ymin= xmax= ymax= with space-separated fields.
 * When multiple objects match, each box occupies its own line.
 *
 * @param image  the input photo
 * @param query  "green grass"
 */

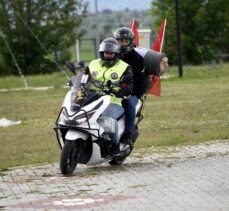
xmin=0 ymin=72 xmax=68 ymax=89
xmin=0 ymin=88 xmax=66 ymax=169
xmin=0 ymin=63 xmax=229 ymax=170
xmin=138 ymin=63 xmax=229 ymax=147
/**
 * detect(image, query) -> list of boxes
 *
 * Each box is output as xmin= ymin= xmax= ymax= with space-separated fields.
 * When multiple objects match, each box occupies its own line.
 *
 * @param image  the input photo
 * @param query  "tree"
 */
xmin=0 ymin=0 xmax=87 ymax=75
xmin=151 ymin=0 xmax=229 ymax=65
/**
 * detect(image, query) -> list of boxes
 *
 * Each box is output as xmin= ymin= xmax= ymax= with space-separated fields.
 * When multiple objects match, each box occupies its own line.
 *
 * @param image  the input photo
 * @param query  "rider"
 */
xmin=113 ymin=27 xmax=168 ymax=145
xmin=87 ymin=37 xmax=133 ymax=154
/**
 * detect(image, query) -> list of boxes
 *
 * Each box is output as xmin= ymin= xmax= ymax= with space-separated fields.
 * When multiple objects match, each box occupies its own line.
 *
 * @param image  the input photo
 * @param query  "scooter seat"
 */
xmin=117 ymin=111 xmax=125 ymax=121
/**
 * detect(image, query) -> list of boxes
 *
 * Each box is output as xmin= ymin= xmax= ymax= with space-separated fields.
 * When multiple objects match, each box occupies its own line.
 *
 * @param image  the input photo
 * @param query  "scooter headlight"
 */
xmin=59 ymin=109 xmax=68 ymax=124
xmin=72 ymin=110 xmax=95 ymax=125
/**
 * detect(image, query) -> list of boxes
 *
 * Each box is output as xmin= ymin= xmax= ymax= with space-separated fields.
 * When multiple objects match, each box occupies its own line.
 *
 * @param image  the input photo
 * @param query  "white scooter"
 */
xmin=54 ymin=62 xmax=143 ymax=175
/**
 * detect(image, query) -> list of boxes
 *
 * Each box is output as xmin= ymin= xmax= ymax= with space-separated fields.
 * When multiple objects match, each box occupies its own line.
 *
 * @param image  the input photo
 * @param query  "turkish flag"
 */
xmin=149 ymin=76 xmax=161 ymax=96
xmin=130 ymin=18 xmax=139 ymax=47
xmin=149 ymin=19 xmax=167 ymax=96
xmin=152 ymin=19 xmax=167 ymax=53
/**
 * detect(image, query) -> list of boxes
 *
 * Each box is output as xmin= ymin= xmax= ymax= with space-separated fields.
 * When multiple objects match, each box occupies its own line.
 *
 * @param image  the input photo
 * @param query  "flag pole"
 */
xmin=159 ymin=18 xmax=167 ymax=53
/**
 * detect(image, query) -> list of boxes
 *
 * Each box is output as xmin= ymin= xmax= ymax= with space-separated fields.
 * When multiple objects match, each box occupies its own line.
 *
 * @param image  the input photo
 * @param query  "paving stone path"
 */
xmin=0 ymin=140 xmax=229 ymax=211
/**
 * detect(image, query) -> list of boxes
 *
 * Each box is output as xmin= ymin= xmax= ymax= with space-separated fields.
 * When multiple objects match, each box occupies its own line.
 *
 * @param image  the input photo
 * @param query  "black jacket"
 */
xmin=115 ymin=65 xmax=133 ymax=98
xmin=120 ymin=49 xmax=150 ymax=98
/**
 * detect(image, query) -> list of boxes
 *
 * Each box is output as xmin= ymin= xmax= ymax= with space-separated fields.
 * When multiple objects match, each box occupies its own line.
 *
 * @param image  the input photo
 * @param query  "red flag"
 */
xmin=149 ymin=19 xmax=167 ymax=96
xmin=130 ymin=18 xmax=139 ymax=47
xmin=149 ymin=76 xmax=161 ymax=96
xmin=152 ymin=19 xmax=167 ymax=53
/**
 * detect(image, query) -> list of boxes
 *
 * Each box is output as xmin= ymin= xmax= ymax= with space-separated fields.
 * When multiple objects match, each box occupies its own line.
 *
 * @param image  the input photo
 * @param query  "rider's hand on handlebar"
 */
xmin=103 ymin=87 xmax=115 ymax=96
xmin=103 ymin=89 xmax=111 ymax=95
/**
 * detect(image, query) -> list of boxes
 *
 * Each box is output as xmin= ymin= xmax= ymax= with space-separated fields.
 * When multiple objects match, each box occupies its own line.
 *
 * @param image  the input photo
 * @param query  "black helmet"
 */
xmin=99 ymin=38 xmax=120 ymax=67
xmin=113 ymin=27 xmax=134 ymax=52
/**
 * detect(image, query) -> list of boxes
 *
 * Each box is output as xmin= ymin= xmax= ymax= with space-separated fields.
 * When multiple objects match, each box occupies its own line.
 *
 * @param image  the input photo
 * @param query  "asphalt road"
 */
xmin=0 ymin=140 xmax=229 ymax=210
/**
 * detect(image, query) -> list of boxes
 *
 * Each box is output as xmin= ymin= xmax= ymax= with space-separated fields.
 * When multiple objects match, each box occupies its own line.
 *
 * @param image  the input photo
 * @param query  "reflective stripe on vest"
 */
xmin=89 ymin=59 xmax=129 ymax=105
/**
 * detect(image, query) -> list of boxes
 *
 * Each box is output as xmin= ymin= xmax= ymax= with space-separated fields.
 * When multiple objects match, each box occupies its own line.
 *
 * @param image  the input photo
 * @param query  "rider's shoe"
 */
xmin=112 ymin=143 xmax=120 ymax=155
xmin=123 ymin=134 xmax=132 ymax=146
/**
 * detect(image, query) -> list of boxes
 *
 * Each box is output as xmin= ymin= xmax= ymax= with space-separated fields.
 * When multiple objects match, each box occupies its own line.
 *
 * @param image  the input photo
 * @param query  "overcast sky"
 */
xmin=85 ymin=0 xmax=152 ymax=12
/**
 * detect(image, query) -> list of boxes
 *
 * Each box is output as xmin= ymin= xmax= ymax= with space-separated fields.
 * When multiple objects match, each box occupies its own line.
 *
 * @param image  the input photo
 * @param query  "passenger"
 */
xmin=114 ymin=27 xmax=168 ymax=145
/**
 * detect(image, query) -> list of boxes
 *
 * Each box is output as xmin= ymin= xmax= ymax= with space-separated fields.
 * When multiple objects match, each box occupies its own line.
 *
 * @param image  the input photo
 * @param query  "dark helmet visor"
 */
xmin=99 ymin=42 xmax=120 ymax=53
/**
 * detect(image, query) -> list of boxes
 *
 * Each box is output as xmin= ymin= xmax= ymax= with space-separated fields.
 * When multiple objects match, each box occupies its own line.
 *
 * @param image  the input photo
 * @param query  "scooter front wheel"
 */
xmin=60 ymin=140 xmax=80 ymax=175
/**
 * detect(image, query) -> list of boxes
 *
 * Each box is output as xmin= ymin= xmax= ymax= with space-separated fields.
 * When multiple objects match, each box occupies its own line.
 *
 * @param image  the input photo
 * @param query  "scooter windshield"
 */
xmin=70 ymin=71 xmax=90 ymax=90
xmin=70 ymin=71 xmax=99 ymax=110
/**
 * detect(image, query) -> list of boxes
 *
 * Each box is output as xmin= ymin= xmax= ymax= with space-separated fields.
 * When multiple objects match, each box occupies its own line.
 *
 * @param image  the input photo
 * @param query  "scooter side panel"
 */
xmin=87 ymin=143 xmax=105 ymax=165
xmin=117 ymin=117 xmax=125 ymax=138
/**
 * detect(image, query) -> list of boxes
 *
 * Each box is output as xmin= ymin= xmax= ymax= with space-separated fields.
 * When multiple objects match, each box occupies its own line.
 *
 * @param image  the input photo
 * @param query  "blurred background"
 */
xmin=0 ymin=0 xmax=228 ymax=76
xmin=86 ymin=0 xmax=152 ymax=11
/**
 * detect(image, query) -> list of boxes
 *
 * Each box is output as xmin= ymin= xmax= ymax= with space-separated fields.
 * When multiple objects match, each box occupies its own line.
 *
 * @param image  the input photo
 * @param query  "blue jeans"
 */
xmin=102 ymin=103 xmax=124 ymax=144
xmin=123 ymin=96 xmax=138 ymax=136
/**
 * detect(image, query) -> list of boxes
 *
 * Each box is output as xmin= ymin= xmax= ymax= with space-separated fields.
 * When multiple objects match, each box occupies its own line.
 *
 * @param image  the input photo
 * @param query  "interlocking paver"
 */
xmin=0 ymin=140 xmax=229 ymax=210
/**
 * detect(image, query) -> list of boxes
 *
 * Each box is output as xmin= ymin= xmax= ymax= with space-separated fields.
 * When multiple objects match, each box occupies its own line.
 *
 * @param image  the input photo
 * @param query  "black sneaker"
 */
xmin=124 ymin=135 xmax=132 ymax=146
xmin=113 ymin=143 xmax=120 ymax=155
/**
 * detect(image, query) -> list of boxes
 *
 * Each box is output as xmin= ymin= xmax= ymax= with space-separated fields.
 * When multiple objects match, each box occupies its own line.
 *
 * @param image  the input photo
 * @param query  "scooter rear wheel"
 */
xmin=60 ymin=140 xmax=79 ymax=175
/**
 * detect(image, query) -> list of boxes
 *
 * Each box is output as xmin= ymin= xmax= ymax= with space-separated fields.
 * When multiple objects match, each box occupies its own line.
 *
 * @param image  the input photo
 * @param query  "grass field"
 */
xmin=0 ymin=63 xmax=229 ymax=170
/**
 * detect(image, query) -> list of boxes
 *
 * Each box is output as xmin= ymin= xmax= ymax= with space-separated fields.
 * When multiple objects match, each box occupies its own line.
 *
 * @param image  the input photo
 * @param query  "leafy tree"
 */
xmin=151 ymin=0 xmax=229 ymax=65
xmin=0 ymin=0 xmax=87 ymax=75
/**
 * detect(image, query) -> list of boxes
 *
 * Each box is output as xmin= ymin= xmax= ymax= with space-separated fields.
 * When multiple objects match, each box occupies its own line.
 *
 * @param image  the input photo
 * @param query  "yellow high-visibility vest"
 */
xmin=89 ymin=59 xmax=129 ymax=105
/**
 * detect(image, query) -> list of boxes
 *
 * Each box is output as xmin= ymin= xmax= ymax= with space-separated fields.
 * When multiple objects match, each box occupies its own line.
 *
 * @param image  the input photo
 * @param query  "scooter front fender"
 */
xmin=65 ymin=129 xmax=88 ymax=141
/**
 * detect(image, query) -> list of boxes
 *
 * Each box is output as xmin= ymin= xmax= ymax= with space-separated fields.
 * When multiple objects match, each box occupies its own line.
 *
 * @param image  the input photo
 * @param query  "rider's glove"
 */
xmin=113 ymin=88 xmax=131 ymax=99
xmin=103 ymin=89 xmax=111 ymax=95
xmin=103 ymin=87 xmax=115 ymax=96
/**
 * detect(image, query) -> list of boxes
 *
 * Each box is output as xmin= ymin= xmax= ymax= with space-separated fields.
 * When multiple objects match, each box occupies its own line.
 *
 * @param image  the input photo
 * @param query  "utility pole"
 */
xmin=94 ymin=0 xmax=100 ymax=58
xmin=175 ymin=0 xmax=183 ymax=77
xmin=75 ymin=39 xmax=80 ymax=62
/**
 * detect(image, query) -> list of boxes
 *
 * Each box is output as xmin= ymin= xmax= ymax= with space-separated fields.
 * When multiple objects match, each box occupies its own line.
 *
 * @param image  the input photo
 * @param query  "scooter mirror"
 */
xmin=65 ymin=61 xmax=76 ymax=74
